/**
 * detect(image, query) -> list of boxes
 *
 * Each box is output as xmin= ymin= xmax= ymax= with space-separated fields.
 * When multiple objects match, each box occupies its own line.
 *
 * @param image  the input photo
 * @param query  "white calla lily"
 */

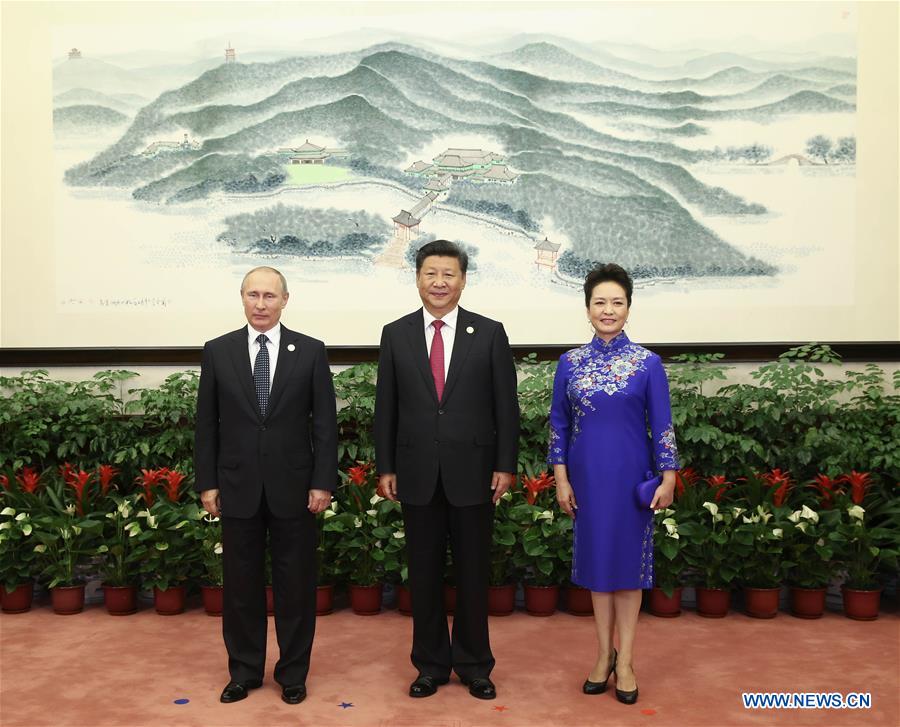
xmin=800 ymin=505 xmax=819 ymax=523
xmin=702 ymin=502 xmax=718 ymax=518
xmin=787 ymin=510 xmax=801 ymax=523
xmin=847 ymin=505 xmax=865 ymax=521
xmin=1 ymin=507 xmax=16 ymax=516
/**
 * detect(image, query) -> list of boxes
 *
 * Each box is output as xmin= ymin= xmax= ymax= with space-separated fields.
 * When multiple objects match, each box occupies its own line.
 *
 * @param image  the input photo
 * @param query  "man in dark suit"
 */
xmin=194 ymin=266 xmax=337 ymax=706
xmin=375 ymin=239 xmax=520 ymax=700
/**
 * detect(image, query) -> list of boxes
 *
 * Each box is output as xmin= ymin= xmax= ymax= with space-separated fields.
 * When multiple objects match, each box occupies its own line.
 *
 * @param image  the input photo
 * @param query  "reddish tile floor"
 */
xmin=1 ymin=598 xmax=897 ymax=727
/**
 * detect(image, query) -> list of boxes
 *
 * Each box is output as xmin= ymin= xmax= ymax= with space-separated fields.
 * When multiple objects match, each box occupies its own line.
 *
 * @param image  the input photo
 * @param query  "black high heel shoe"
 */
xmin=615 ymin=665 xmax=638 ymax=705
xmin=582 ymin=648 xmax=617 ymax=695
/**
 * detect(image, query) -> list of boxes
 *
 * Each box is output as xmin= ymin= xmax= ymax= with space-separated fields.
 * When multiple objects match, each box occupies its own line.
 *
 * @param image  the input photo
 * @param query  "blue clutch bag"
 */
xmin=636 ymin=474 xmax=662 ymax=509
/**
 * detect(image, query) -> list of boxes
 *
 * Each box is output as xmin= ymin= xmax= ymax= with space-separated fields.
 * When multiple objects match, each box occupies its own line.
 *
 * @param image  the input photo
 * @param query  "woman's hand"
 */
xmin=556 ymin=479 xmax=578 ymax=518
xmin=650 ymin=471 xmax=677 ymax=510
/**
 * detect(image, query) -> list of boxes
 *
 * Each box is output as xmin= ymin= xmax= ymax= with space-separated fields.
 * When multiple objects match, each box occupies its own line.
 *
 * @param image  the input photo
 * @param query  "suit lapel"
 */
xmin=404 ymin=310 xmax=439 ymax=405
xmin=441 ymin=307 xmax=475 ymax=405
xmin=266 ymin=327 xmax=302 ymax=420
xmin=227 ymin=328 xmax=262 ymax=420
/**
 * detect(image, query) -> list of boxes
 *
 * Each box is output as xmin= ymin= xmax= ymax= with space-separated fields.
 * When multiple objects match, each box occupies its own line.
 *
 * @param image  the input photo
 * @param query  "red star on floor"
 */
xmin=493 ymin=705 xmax=509 ymax=712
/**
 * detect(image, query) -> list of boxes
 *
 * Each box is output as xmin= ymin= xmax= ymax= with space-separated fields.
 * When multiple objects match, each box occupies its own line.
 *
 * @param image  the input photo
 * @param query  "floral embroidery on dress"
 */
xmin=563 ymin=337 xmax=652 ymax=445
xmin=548 ymin=425 xmax=565 ymax=464
xmin=639 ymin=518 xmax=654 ymax=588
xmin=656 ymin=422 xmax=680 ymax=470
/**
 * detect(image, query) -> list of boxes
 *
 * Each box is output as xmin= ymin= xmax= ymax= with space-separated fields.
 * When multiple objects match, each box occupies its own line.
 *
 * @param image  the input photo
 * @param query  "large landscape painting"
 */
xmin=45 ymin=2 xmax=861 ymax=345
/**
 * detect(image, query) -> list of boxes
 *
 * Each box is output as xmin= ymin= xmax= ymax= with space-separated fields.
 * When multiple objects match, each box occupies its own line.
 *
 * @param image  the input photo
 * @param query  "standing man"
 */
xmin=375 ymin=239 xmax=520 ymax=700
xmin=194 ymin=266 xmax=337 ymax=706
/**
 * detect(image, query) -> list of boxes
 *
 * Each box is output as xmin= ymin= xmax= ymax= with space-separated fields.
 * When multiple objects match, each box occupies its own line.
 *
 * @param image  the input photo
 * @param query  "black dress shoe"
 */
xmin=460 ymin=677 xmax=497 ymax=700
xmin=281 ymin=684 xmax=307 ymax=705
xmin=409 ymin=675 xmax=448 ymax=698
xmin=615 ymin=665 xmax=638 ymax=704
xmin=220 ymin=680 xmax=262 ymax=703
xmin=583 ymin=648 xmax=617 ymax=695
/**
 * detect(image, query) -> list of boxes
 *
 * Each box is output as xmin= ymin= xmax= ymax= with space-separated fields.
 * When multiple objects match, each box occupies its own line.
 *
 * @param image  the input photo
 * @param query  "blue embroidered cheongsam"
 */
xmin=549 ymin=332 xmax=679 ymax=592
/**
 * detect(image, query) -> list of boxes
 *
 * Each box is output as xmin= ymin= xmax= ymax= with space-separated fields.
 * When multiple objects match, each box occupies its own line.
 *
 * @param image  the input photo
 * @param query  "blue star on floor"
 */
xmin=338 ymin=702 xmax=354 ymax=709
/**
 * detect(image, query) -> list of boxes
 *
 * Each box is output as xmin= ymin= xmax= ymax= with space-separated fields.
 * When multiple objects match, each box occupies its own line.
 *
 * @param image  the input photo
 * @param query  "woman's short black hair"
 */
xmin=583 ymin=263 xmax=633 ymax=307
xmin=415 ymin=239 xmax=469 ymax=274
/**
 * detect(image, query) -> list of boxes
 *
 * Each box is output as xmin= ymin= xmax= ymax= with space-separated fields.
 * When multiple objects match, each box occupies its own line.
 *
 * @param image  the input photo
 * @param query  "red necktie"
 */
xmin=430 ymin=319 xmax=445 ymax=400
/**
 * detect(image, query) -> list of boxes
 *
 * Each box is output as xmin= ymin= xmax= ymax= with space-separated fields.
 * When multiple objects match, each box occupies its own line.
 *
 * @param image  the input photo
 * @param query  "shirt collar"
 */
xmin=423 ymin=306 xmax=459 ymax=331
xmin=248 ymin=322 xmax=281 ymax=346
xmin=590 ymin=330 xmax=629 ymax=353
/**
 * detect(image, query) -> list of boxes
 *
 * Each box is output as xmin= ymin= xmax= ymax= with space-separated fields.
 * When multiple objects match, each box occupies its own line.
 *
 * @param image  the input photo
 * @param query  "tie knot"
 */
xmin=256 ymin=334 xmax=268 ymax=345
xmin=432 ymin=320 xmax=445 ymax=332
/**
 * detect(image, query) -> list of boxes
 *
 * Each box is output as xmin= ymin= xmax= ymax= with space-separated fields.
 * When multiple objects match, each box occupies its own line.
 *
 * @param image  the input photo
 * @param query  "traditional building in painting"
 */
xmin=278 ymin=140 xmax=349 ymax=164
xmin=404 ymin=148 xmax=518 ymax=187
xmin=141 ymin=133 xmax=201 ymax=157
xmin=534 ymin=236 xmax=561 ymax=271
xmin=67 ymin=48 xmax=82 ymax=60
xmin=225 ymin=42 xmax=236 ymax=63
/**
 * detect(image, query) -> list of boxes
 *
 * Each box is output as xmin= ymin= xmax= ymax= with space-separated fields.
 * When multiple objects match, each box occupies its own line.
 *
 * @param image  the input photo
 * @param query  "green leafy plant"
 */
xmin=783 ymin=504 xmax=840 ymax=589
xmin=98 ymin=493 xmax=145 ymax=587
xmin=0 ymin=504 xmax=40 ymax=592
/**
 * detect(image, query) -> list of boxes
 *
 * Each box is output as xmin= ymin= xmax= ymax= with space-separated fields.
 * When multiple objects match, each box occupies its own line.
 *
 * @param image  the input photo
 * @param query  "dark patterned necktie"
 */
xmin=254 ymin=334 xmax=270 ymax=417
xmin=430 ymin=320 xmax=445 ymax=400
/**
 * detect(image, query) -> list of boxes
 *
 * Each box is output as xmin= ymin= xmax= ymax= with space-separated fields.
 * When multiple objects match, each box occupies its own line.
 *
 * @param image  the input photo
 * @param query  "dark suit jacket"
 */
xmin=374 ymin=307 xmax=520 ymax=507
xmin=194 ymin=325 xmax=338 ymax=519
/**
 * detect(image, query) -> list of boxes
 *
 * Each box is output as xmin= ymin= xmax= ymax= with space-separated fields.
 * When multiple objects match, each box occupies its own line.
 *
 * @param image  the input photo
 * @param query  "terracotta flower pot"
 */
xmin=524 ymin=584 xmax=559 ymax=616
xmin=444 ymin=584 xmax=457 ymax=614
xmin=153 ymin=585 xmax=186 ymax=615
xmin=696 ymin=587 xmax=730 ymax=618
xmin=566 ymin=585 xmax=594 ymax=616
xmin=1 ymin=582 xmax=34 ymax=614
xmin=841 ymin=586 xmax=882 ymax=621
xmin=102 ymin=585 xmax=137 ymax=615
xmin=266 ymin=585 xmax=274 ymax=615
xmin=316 ymin=584 xmax=334 ymax=615
xmin=649 ymin=586 xmax=683 ymax=618
xmin=201 ymin=585 xmax=223 ymax=616
xmin=350 ymin=584 xmax=382 ymax=615
xmin=488 ymin=584 xmax=515 ymax=616
xmin=789 ymin=586 xmax=826 ymax=619
xmin=51 ymin=584 xmax=85 ymax=615
xmin=396 ymin=584 xmax=412 ymax=615
xmin=744 ymin=586 xmax=781 ymax=618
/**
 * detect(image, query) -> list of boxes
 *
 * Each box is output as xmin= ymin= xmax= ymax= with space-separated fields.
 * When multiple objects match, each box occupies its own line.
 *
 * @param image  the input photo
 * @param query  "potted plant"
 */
xmin=98 ymin=492 xmax=144 ymax=615
xmin=131 ymin=469 xmax=203 ymax=614
xmin=327 ymin=463 xmax=393 ymax=614
xmin=784 ymin=501 xmax=840 ymax=618
xmin=316 ymin=502 xmax=342 ymax=615
xmin=830 ymin=476 xmax=900 ymax=620
xmin=649 ymin=468 xmax=706 ymax=617
xmin=32 ymin=475 xmax=103 ymax=614
xmin=0 ymin=467 xmax=44 ymax=613
xmin=488 ymin=490 xmax=518 ymax=616
xmin=192 ymin=510 xmax=223 ymax=616
xmin=733 ymin=501 xmax=791 ymax=618
xmin=511 ymin=475 xmax=571 ymax=617
xmin=679 ymin=501 xmax=741 ymax=617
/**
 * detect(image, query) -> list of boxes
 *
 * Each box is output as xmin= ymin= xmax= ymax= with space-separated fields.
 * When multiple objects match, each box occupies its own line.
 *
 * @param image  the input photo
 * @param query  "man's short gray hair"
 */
xmin=241 ymin=266 xmax=289 ymax=294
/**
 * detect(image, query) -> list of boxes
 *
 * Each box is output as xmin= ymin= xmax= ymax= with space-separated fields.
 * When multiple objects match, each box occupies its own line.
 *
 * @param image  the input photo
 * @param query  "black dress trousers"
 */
xmin=221 ymin=490 xmax=318 ymax=687
xmin=401 ymin=477 xmax=495 ymax=681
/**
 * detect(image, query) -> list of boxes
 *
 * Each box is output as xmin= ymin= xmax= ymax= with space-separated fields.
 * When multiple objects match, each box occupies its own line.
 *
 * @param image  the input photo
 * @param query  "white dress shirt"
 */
xmin=247 ymin=322 xmax=281 ymax=388
xmin=422 ymin=306 xmax=457 ymax=380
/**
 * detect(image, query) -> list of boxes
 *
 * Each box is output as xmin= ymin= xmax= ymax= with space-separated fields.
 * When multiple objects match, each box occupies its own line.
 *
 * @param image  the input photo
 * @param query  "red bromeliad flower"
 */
xmin=811 ymin=474 xmax=839 ymax=508
xmin=16 ymin=467 xmax=41 ymax=494
xmin=706 ymin=475 xmax=731 ymax=502
xmin=839 ymin=471 xmax=871 ymax=506
xmin=137 ymin=468 xmax=169 ymax=506
xmin=0 ymin=474 xmax=9 ymax=492
xmin=674 ymin=467 xmax=700 ymax=498
xmin=347 ymin=463 xmax=373 ymax=486
xmin=67 ymin=470 xmax=93 ymax=516
xmin=163 ymin=470 xmax=186 ymax=503
xmin=760 ymin=468 xmax=793 ymax=507
xmin=97 ymin=465 xmax=119 ymax=496
xmin=521 ymin=471 xmax=555 ymax=505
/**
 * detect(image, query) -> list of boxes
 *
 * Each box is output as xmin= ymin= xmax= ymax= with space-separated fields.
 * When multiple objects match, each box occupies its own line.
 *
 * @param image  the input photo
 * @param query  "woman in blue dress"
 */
xmin=549 ymin=264 xmax=679 ymax=705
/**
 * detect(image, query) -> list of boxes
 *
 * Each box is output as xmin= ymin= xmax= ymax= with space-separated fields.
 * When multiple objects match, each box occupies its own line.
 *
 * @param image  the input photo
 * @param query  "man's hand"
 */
xmin=308 ymin=489 xmax=332 ymax=514
xmin=200 ymin=489 xmax=221 ymax=518
xmin=378 ymin=474 xmax=398 ymax=502
xmin=491 ymin=471 xmax=515 ymax=504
